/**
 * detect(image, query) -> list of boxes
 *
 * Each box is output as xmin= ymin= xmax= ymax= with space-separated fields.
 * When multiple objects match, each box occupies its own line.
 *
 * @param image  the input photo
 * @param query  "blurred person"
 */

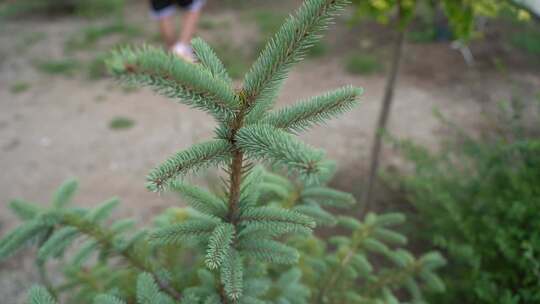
xmin=150 ymin=0 xmax=206 ymax=62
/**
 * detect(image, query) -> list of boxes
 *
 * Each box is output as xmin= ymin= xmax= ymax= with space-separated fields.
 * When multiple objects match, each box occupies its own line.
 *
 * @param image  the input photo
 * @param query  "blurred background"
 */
xmin=0 ymin=0 xmax=539 ymax=303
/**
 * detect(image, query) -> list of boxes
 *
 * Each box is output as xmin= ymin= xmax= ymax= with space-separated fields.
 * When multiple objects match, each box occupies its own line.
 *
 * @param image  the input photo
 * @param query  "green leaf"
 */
xmin=373 ymin=227 xmax=407 ymax=245
xmin=239 ymin=207 xmax=315 ymax=239
xmin=28 ymin=285 xmax=57 ymax=304
xmin=239 ymin=239 xmax=299 ymax=265
xmin=235 ymin=125 xmax=329 ymax=184
xmin=294 ymin=204 xmax=336 ymax=226
xmin=150 ymin=219 xmax=219 ymax=245
xmin=205 ymin=223 xmax=235 ymax=269
xmin=191 ymin=37 xmax=232 ymax=85
xmin=239 ymin=165 xmax=265 ymax=208
xmin=52 ymin=178 xmax=78 ymax=209
xmin=350 ymin=253 xmax=372 ymax=273
xmin=363 ymin=238 xmax=389 ymax=254
xmin=301 ymin=186 xmax=355 ymax=208
xmin=420 ymin=269 xmax=446 ymax=292
xmin=243 ymin=0 xmax=350 ymax=121
xmin=9 ymin=199 xmax=41 ymax=220
xmin=171 ymin=182 xmax=227 ymax=218
xmin=374 ymin=212 xmax=406 ymax=226
xmin=37 ymin=227 xmax=79 ymax=264
xmin=239 ymin=207 xmax=315 ymax=229
xmin=71 ymin=240 xmax=99 ymax=267
xmin=136 ymin=273 xmax=175 ymax=304
xmin=419 ymin=251 xmax=446 ymax=270
xmin=93 ymin=294 xmax=126 ymax=304
xmin=0 ymin=221 xmax=47 ymax=260
xmin=108 ymin=46 xmax=239 ymax=122
xmin=147 ymin=139 xmax=233 ymax=192
xmin=137 ymin=273 xmax=160 ymax=304
xmin=337 ymin=216 xmax=362 ymax=230
xmin=220 ymin=249 xmax=243 ymax=300
xmin=85 ymin=197 xmax=120 ymax=223
xmin=261 ymin=86 xmax=362 ymax=133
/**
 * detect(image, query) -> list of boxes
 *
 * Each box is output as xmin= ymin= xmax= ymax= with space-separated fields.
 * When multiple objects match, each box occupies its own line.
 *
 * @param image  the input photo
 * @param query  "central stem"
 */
xmin=227 ymin=149 xmax=244 ymax=223
xmin=220 ymin=105 xmax=247 ymax=304
xmin=226 ymin=97 xmax=248 ymax=223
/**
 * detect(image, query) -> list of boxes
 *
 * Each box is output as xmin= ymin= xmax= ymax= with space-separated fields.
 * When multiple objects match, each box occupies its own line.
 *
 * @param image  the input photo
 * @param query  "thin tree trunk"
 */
xmin=362 ymin=26 xmax=406 ymax=214
xmin=220 ymin=107 xmax=247 ymax=304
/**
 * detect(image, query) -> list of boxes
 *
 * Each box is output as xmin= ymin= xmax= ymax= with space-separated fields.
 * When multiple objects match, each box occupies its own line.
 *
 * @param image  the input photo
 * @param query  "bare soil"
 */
xmin=0 ymin=2 xmax=539 ymax=302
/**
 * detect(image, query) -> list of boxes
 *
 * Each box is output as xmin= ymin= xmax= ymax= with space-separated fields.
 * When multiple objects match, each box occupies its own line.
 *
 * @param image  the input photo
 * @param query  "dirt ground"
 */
xmin=0 ymin=1 xmax=539 ymax=302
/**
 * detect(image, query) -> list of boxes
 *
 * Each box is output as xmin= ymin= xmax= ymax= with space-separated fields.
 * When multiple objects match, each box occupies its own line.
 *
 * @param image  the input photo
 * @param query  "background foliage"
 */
xmin=392 ymin=98 xmax=540 ymax=303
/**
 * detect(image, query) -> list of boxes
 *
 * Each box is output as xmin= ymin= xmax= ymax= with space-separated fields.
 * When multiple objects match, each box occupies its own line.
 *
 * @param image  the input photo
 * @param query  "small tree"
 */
xmin=0 ymin=1 xmax=445 ymax=303
xmin=353 ymin=0 xmax=531 ymax=211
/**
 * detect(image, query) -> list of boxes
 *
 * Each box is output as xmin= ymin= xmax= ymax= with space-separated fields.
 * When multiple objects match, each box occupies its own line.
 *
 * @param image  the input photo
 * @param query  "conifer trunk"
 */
xmin=221 ymin=106 xmax=247 ymax=304
xmin=362 ymin=15 xmax=406 ymax=213
xmin=227 ymin=150 xmax=244 ymax=223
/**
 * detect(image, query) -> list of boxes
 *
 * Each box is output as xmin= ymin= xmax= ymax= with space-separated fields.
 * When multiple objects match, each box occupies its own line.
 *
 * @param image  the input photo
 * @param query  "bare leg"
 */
xmin=178 ymin=10 xmax=201 ymax=45
xmin=158 ymin=14 xmax=176 ymax=48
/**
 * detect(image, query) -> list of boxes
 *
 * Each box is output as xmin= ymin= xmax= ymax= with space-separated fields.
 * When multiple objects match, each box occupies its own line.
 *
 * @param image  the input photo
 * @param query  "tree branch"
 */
xmin=61 ymin=213 xmax=182 ymax=301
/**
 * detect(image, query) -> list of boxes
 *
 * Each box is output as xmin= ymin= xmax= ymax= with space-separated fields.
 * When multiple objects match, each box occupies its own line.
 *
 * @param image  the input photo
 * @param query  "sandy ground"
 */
xmin=0 ymin=2 xmax=539 ymax=302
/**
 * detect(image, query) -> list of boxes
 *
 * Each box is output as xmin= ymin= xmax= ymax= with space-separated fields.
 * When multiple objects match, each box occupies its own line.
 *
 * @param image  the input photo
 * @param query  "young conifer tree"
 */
xmin=0 ymin=0 xmax=445 ymax=303
xmin=105 ymin=0 xmax=361 ymax=301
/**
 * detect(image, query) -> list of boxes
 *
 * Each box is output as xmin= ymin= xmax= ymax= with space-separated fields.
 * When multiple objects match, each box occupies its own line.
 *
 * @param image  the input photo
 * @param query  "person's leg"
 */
xmin=178 ymin=9 xmax=201 ymax=45
xmin=171 ymin=0 xmax=205 ymax=62
xmin=159 ymin=14 xmax=176 ymax=48
xmin=150 ymin=0 xmax=177 ymax=48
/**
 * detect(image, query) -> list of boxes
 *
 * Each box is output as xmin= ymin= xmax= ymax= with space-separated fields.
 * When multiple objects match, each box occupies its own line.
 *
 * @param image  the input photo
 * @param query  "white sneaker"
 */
xmin=172 ymin=42 xmax=196 ymax=63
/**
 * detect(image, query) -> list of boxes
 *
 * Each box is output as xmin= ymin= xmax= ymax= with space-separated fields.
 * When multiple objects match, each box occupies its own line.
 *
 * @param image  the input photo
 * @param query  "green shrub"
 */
xmin=345 ymin=53 xmax=382 ymax=75
xmin=510 ymin=28 xmax=540 ymax=56
xmin=392 ymin=105 xmax=540 ymax=303
xmin=0 ymin=1 xmax=445 ymax=303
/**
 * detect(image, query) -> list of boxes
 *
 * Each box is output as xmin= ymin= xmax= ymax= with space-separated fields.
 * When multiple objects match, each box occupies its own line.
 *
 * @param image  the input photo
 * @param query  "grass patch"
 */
xmin=408 ymin=28 xmax=436 ymax=43
xmin=10 ymin=82 xmax=30 ymax=94
xmin=109 ymin=116 xmax=134 ymax=130
xmin=252 ymin=11 xmax=287 ymax=36
xmin=491 ymin=57 xmax=506 ymax=74
xmin=65 ymin=21 xmax=141 ymax=52
xmin=14 ymin=32 xmax=46 ymax=53
xmin=87 ymin=52 xmax=110 ymax=80
xmin=213 ymin=42 xmax=250 ymax=80
xmin=121 ymin=84 xmax=139 ymax=93
xmin=75 ymin=0 xmax=124 ymax=18
xmin=345 ymin=54 xmax=382 ymax=75
xmin=0 ymin=0 xmax=124 ymax=19
xmin=199 ymin=17 xmax=229 ymax=30
xmin=251 ymin=10 xmax=287 ymax=53
xmin=199 ymin=18 xmax=216 ymax=30
xmin=35 ymin=58 xmax=79 ymax=76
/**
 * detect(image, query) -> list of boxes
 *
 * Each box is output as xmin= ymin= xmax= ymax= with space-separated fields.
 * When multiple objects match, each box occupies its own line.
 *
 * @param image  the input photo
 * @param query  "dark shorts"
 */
xmin=150 ymin=0 xmax=206 ymax=19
